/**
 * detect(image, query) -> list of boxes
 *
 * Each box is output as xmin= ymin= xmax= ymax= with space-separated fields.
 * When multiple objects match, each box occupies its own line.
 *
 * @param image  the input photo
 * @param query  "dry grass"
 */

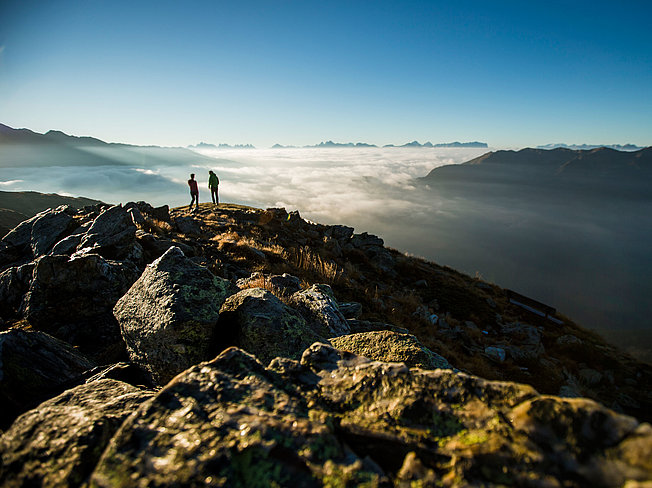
xmin=143 ymin=218 xmax=173 ymax=235
xmin=284 ymin=246 xmax=344 ymax=284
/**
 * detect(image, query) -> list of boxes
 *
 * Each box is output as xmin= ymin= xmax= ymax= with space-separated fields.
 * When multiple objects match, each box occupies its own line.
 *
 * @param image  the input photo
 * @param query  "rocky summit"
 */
xmin=0 ymin=199 xmax=651 ymax=487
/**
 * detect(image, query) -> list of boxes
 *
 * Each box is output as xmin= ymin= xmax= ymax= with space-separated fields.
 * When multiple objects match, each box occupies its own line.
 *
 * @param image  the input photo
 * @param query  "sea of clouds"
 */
xmin=2 ymin=146 xmax=651 ymax=360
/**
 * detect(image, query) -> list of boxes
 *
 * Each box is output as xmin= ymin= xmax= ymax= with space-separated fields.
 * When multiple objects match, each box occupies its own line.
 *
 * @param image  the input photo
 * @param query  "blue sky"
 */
xmin=1 ymin=0 xmax=650 ymax=148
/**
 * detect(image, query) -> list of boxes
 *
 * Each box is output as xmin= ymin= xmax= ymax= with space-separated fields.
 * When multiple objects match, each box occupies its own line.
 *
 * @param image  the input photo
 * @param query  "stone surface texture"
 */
xmin=114 ymin=246 xmax=234 ymax=384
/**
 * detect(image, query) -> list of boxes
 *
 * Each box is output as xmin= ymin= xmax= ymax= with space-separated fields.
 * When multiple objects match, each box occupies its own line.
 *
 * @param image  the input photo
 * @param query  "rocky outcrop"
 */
xmin=0 ymin=329 xmax=94 ymax=428
xmin=330 ymin=330 xmax=454 ymax=370
xmin=22 ymin=253 xmax=141 ymax=362
xmin=77 ymin=205 xmax=139 ymax=260
xmin=217 ymin=287 xmax=324 ymax=365
xmin=0 ymin=206 xmax=76 ymax=270
xmin=291 ymin=284 xmax=351 ymax=337
xmin=82 ymin=344 xmax=652 ymax=487
xmin=114 ymin=246 xmax=235 ymax=384
xmin=0 ymin=262 xmax=34 ymax=318
xmin=0 ymin=379 xmax=152 ymax=487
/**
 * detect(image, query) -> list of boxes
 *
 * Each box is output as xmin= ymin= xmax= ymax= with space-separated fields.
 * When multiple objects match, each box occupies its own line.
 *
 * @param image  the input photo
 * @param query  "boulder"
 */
xmin=136 ymin=231 xmax=193 ymax=261
xmin=114 ymin=246 xmax=235 ymax=384
xmin=0 ymin=329 xmax=95 ymax=428
xmin=0 ymin=262 xmax=34 ymax=319
xmin=88 ymin=347 xmax=387 ymax=487
xmin=0 ymin=379 xmax=152 ymax=487
xmin=291 ymin=284 xmax=350 ymax=337
xmin=485 ymin=346 xmax=506 ymax=362
xmin=339 ymin=301 xmax=362 ymax=319
xmin=22 ymin=253 xmax=141 ymax=362
xmin=78 ymin=205 xmax=137 ymax=260
xmin=0 ymin=215 xmax=37 ymax=271
xmin=351 ymin=232 xmax=384 ymax=248
xmin=29 ymin=206 xmax=75 ymax=257
xmin=86 ymin=343 xmax=652 ymax=487
xmin=329 ymin=330 xmax=454 ymax=370
xmin=125 ymin=201 xmax=170 ymax=223
xmin=218 ymin=287 xmax=324 ymax=365
xmin=173 ymin=216 xmax=202 ymax=235
xmin=49 ymin=232 xmax=84 ymax=256
xmin=326 ymin=224 xmax=354 ymax=243
xmin=501 ymin=322 xmax=545 ymax=361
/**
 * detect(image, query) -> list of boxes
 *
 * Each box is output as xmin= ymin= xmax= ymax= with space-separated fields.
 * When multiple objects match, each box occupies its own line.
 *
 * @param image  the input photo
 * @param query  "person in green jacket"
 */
xmin=208 ymin=170 xmax=220 ymax=205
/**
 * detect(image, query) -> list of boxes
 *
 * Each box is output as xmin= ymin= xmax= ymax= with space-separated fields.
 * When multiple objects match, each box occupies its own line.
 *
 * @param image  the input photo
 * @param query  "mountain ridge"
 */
xmin=0 ymin=123 xmax=221 ymax=168
xmin=0 ymin=195 xmax=651 ymax=486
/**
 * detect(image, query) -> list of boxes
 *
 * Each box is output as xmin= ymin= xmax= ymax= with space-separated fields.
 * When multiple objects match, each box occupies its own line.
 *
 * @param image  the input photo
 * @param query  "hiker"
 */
xmin=208 ymin=170 xmax=220 ymax=205
xmin=188 ymin=173 xmax=199 ymax=211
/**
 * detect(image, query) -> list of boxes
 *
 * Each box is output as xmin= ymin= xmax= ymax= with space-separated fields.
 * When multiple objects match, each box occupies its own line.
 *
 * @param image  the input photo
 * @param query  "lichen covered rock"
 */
xmin=114 ymin=246 xmax=235 ymax=384
xmin=0 ymin=379 xmax=152 ymax=487
xmin=329 ymin=330 xmax=454 ymax=370
xmin=291 ymin=284 xmax=350 ymax=337
xmin=83 ymin=343 xmax=652 ymax=487
xmin=218 ymin=287 xmax=324 ymax=364
xmin=88 ymin=348 xmax=386 ymax=487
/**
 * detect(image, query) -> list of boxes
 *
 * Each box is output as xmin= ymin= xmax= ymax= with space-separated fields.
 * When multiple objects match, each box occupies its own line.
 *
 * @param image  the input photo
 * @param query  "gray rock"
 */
xmin=502 ymin=322 xmax=545 ymax=361
xmin=125 ymin=201 xmax=170 ymax=223
xmin=49 ymin=232 xmax=84 ymax=256
xmin=218 ymin=287 xmax=324 ymax=365
xmin=115 ymin=246 xmax=235 ymax=384
xmin=0 ymin=379 xmax=152 ymax=487
xmin=0 ymin=329 xmax=95 ymax=428
xmin=327 ymin=224 xmax=354 ymax=242
xmin=330 ymin=330 xmax=454 ymax=370
xmin=0 ymin=262 xmax=34 ymax=319
xmin=78 ymin=205 xmax=137 ymax=259
xmin=126 ymin=206 xmax=146 ymax=227
xmin=173 ymin=216 xmax=202 ymax=235
xmin=22 ymin=253 xmax=141 ymax=362
xmin=30 ymin=206 xmax=75 ymax=257
xmin=268 ymin=273 xmax=302 ymax=294
xmin=351 ymin=232 xmax=384 ymax=248
xmin=0 ymin=214 xmax=39 ymax=271
xmin=136 ymin=231 xmax=193 ymax=260
xmin=485 ymin=346 xmax=506 ymax=362
xmin=89 ymin=348 xmax=382 ymax=487
xmin=291 ymin=284 xmax=350 ymax=337
xmin=339 ymin=301 xmax=362 ymax=319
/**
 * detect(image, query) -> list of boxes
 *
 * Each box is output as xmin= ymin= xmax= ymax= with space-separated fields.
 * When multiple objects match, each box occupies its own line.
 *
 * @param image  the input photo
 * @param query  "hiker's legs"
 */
xmin=211 ymin=188 xmax=218 ymax=204
xmin=190 ymin=192 xmax=198 ymax=210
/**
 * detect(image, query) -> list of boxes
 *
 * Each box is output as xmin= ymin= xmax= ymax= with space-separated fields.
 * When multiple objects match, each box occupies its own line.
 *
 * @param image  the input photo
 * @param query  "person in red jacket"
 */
xmin=188 ymin=173 xmax=199 ymax=212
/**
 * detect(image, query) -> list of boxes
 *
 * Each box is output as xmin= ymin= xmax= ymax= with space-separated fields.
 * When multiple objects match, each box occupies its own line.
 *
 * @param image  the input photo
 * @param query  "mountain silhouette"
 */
xmin=0 ymin=123 xmax=220 ymax=168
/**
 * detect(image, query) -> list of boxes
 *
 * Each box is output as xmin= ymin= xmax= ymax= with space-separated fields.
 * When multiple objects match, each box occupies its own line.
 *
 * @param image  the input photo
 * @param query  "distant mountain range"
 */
xmin=0 ymin=123 xmax=219 ymax=168
xmin=188 ymin=142 xmax=256 ymax=150
xmin=271 ymin=140 xmax=488 ymax=149
xmin=385 ymin=141 xmax=488 ymax=148
xmin=420 ymin=146 xmax=652 ymax=197
xmin=537 ymin=143 xmax=644 ymax=151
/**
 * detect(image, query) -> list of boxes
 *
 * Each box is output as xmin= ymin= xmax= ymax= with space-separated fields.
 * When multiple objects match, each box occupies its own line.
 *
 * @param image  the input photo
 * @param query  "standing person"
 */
xmin=208 ymin=170 xmax=220 ymax=205
xmin=188 ymin=173 xmax=199 ymax=212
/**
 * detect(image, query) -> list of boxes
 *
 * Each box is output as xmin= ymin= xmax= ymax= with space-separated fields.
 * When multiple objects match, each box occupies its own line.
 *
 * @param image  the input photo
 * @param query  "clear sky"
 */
xmin=1 ymin=0 xmax=650 ymax=148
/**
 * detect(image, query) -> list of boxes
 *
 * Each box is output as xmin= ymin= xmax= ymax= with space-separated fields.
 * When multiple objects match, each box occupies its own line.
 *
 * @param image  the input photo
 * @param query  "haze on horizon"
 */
xmin=0 ymin=1 xmax=651 ymax=149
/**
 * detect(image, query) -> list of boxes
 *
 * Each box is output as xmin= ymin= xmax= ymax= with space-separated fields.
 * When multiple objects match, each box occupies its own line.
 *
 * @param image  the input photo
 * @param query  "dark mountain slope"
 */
xmin=0 ymin=190 xmax=102 ymax=237
xmin=0 ymin=123 xmax=221 ymax=168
